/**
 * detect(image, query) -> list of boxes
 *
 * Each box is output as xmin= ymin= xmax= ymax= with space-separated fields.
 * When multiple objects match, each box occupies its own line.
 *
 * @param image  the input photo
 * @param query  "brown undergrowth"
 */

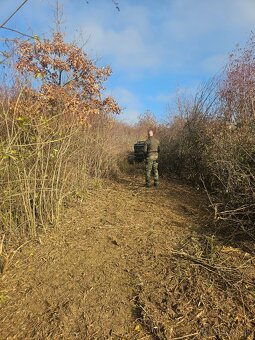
xmin=0 ymin=173 xmax=254 ymax=339
xmin=134 ymin=235 xmax=255 ymax=339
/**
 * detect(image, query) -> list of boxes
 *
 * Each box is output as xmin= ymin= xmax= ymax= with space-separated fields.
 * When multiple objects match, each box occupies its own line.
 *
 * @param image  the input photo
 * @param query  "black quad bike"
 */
xmin=128 ymin=141 xmax=146 ymax=164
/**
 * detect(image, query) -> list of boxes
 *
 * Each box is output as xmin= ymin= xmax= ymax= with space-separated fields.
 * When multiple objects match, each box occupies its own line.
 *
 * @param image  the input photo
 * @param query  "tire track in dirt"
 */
xmin=0 ymin=174 xmax=207 ymax=339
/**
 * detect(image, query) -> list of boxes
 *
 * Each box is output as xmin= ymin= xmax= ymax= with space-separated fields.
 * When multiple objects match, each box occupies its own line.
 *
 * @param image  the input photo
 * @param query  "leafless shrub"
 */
xmin=159 ymin=36 xmax=255 ymax=234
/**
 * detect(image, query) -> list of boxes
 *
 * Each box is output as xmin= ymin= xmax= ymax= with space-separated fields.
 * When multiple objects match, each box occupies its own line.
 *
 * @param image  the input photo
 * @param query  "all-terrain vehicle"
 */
xmin=128 ymin=141 xmax=146 ymax=164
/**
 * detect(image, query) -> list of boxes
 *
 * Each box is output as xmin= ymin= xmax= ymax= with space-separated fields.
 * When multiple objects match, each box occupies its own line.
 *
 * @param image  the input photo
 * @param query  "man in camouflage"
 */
xmin=144 ymin=129 xmax=160 ymax=187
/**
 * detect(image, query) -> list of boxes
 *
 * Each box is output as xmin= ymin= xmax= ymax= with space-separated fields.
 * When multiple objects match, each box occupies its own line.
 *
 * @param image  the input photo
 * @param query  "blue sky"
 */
xmin=1 ymin=0 xmax=255 ymax=123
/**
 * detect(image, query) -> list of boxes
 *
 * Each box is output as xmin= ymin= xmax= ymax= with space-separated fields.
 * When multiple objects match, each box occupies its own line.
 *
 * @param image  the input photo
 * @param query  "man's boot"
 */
xmin=154 ymin=181 xmax=158 ymax=187
xmin=146 ymin=181 xmax=150 ymax=188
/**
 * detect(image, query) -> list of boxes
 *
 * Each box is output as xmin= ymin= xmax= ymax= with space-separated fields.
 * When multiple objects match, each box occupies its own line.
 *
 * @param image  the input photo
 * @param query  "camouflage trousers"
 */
xmin=145 ymin=158 xmax=159 ymax=185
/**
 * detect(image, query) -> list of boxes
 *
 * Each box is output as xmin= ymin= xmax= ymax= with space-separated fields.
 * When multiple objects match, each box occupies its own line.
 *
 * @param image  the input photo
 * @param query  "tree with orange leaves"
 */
xmin=15 ymin=32 xmax=120 ymax=123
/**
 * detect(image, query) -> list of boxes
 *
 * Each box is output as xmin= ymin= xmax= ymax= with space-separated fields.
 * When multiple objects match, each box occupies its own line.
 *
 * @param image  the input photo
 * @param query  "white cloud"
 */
xmin=81 ymin=23 xmax=162 ymax=69
xmin=3 ymin=0 xmax=255 ymax=125
xmin=231 ymin=0 xmax=255 ymax=26
xmin=4 ymin=0 xmax=254 ymax=76
xmin=110 ymin=87 xmax=142 ymax=124
xmin=151 ymin=92 xmax=176 ymax=103
xmin=201 ymin=54 xmax=228 ymax=74
xmin=117 ymin=109 xmax=140 ymax=124
xmin=75 ymin=0 xmax=230 ymax=74
xmin=150 ymin=86 xmax=200 ymax=106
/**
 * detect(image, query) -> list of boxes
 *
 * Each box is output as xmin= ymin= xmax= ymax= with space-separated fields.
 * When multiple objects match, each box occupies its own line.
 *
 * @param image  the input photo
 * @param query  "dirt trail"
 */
xmin=0 ymin=174 xmax=254 ymax=339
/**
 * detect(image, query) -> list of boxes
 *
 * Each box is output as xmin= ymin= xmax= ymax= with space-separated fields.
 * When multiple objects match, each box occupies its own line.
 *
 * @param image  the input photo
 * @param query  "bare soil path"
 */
xmin=0 ymin=174 xmax=254 ymax=339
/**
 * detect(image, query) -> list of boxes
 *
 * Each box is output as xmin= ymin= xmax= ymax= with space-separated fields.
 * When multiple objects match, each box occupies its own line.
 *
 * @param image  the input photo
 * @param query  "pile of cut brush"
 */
xmin=133 ymin=234 xmax=255 ymax=339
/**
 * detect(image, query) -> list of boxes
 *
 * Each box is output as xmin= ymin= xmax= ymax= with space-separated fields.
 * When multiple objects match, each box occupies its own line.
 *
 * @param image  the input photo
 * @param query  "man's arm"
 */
xmin=144 ymin=140 xmax=148 ymax=156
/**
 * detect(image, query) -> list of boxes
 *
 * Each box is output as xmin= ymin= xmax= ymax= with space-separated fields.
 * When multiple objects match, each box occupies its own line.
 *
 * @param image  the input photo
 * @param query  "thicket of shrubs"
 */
xmin=0 ymin=32 xmax=129 ymax=247
xmin=159 ymin=35 xmax=255 ymax=232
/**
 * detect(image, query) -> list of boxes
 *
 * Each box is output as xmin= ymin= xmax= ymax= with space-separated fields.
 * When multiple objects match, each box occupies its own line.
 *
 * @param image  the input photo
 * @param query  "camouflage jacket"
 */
xmin=144 ymin=136 xmax=160 ymax=160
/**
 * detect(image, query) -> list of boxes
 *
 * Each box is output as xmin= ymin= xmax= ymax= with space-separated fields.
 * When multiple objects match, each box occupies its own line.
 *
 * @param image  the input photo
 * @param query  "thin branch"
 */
xmin=0 ymin=0 xmax=30 ymax=28
xmin=112 ymin=0 xmax=120 ymax=11
xmin=85 ymin=0 xmax=120 ymax=11
xmin=0 ymin=234 xmax=5 ymax=256
xmin=1 ymin=26 xmax=34 ymax=39
xmin=172 ymin=333 xmax=199 ymax=340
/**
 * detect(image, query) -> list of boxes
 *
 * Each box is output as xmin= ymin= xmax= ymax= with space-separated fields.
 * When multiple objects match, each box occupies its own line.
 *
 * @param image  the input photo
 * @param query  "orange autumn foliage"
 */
xmin=15 ymin=32 xmax=120 ymax=123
